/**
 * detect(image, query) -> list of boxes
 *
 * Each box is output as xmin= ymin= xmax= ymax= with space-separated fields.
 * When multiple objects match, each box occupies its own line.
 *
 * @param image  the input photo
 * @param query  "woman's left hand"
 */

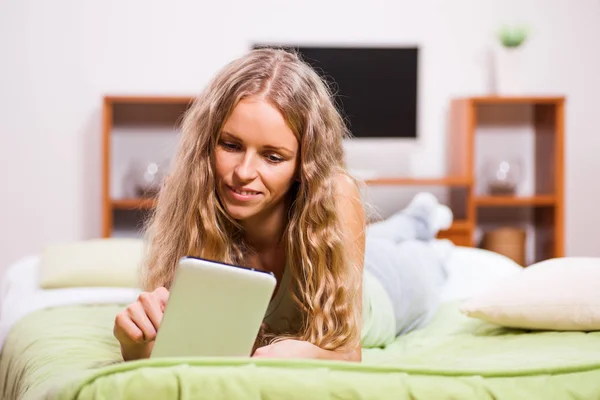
xmin=252 ymin=339 xmax=324 ymax=360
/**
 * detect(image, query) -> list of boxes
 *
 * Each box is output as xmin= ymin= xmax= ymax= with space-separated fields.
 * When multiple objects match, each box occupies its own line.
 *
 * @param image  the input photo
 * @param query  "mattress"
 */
xmin=2 ymin=301 xmax=600 ymax=400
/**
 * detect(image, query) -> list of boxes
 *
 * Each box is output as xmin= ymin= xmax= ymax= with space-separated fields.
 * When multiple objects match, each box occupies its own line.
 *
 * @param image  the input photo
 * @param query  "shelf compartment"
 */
xmin=475 ymin=206 xmax=556 ymax=265
xmin=475 ymin=195 xmax=556 ymax=207
xmin=471 ymin=98 xmax=563 ymax=199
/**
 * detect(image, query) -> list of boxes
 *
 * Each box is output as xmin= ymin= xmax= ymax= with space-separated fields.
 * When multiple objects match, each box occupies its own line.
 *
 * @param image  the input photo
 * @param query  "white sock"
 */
xmin=404 ymin=192 xmax=453 ymax=237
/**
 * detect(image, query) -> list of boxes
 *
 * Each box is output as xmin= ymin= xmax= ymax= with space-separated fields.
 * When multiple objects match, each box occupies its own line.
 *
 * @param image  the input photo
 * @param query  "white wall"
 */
xmin=1 ymin=0 xmax=599 ymax=280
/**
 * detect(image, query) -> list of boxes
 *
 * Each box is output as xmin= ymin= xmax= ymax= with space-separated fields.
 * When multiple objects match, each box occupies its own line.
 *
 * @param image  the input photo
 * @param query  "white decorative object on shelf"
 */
xmin=483 ymin=157 xmax=523 ymax=196
xmin=123 ymin=159 xmax=169 ymax=198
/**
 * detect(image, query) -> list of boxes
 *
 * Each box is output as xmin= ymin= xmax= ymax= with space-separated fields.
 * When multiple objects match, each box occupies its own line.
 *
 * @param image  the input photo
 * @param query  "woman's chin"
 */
xmin=224 ymin=205 xmax=255 ymax=221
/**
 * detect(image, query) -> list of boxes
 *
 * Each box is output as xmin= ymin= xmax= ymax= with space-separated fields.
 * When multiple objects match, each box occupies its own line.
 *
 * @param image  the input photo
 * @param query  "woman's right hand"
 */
xmin=113 ymin=286 xmax=170 ymax=360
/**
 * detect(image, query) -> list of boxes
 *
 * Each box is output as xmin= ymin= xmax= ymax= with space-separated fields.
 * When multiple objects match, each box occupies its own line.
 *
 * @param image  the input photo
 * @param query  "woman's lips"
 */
xmin=227 ymin=185 xmax=261 ymax=201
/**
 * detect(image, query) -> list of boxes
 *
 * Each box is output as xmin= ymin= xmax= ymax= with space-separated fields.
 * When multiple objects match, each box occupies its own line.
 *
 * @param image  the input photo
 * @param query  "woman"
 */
xmin=113 ymin=48 xmax=451 ymax=362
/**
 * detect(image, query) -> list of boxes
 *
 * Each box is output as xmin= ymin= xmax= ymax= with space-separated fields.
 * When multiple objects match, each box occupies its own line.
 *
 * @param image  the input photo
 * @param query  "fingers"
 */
xmin=127 ymin=301 xmax=157 ymax=342
xmin=114 ymin=311 xmax=144 ymax=344
xmin=114 ymin=288 xmax=170 ymax=347
xmin=153 ymin=287 xmax=170 ymax=310
xmin=138 ymin=291 xmax=164 ymax=332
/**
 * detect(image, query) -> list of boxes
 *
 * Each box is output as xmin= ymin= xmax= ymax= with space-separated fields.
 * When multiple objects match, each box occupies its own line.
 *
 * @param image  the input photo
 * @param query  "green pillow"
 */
xmin=39 ymin=238 xmax=144 ymax=289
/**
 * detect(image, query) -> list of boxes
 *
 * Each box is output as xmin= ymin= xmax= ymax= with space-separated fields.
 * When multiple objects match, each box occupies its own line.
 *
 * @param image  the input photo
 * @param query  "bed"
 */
xmin=1 ymin=244 xmax=600 ymax=400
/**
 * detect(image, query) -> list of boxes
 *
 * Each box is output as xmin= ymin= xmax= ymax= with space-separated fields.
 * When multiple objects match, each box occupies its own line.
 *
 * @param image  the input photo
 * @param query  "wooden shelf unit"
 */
xmin=447 ymin=96 xmax=565 ymax=263
xmin=102 ymin=95 xmax=195 ymax=237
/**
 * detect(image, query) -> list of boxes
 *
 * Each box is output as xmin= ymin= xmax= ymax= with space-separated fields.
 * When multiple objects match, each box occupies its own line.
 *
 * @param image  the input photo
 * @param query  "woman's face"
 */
xmin=214 ymin=97 xmax=299 ymax=223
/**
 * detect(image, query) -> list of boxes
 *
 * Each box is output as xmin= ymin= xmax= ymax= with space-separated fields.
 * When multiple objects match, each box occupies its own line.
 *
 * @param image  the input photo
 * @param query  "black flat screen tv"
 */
xmin=253 ymin=45 xmax=418 ymax=139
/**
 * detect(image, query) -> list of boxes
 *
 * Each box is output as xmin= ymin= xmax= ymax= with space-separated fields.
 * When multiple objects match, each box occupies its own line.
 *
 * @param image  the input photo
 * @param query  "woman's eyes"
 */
xmin=219 ymin=141 xmax=240 ymax=151
xmin=218 ymin=140 xmax=284 ymax=164
xmin=265 ymin=153 xmax=284 ymax=164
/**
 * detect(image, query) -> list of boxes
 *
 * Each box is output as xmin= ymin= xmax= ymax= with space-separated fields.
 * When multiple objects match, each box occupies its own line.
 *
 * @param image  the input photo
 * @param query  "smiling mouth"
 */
xmin=228 ymin=186 xmax=261 ymax=196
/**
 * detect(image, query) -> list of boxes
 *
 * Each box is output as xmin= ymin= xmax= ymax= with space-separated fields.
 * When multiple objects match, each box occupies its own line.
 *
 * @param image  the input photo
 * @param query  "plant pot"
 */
xmin=494 ymin=46 xmax=525 ymax=95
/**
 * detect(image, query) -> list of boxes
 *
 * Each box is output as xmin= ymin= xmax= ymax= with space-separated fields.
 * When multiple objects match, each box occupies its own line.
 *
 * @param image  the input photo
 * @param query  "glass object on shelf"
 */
xmin=123 ymin=159 xmax=169 ymax=198
xmin=483 ymin=157 xmax=523 ymax=195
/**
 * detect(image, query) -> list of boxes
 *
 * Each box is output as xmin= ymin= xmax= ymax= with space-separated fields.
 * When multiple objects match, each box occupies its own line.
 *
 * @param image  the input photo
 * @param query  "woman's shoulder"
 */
xmin=333 ymin=171 xmax=361 ymax=198
xmin=332 ymin=171 xmax=365 ymax=229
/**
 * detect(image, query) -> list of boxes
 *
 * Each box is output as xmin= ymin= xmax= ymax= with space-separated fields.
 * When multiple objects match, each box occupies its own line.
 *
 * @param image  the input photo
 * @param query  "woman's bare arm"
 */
xmin=333 ymin=173 xmax=366 ymax=361
xmin=253 ymin=173 xmax=366 ymax=362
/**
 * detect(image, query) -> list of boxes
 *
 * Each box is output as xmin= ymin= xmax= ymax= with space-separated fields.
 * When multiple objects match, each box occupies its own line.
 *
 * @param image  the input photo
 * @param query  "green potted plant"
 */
xmin=498 ymin=25 xmax=529 ymax=49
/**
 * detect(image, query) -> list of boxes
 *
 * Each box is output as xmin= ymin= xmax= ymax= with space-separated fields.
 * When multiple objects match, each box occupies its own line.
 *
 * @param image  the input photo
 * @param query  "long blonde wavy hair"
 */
xmin=141 ymin=48 xmax=362 ymax=351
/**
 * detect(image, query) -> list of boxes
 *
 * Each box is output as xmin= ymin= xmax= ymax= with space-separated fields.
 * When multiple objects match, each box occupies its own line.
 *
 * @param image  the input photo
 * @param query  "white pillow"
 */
xmin=460 ymin=257 xmax=600 ymax=331
xmin=39 ymin=238 xmax=144 ymax=289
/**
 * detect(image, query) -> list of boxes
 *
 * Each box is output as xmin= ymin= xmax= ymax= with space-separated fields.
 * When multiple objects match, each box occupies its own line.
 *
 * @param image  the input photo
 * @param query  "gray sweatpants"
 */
xmin=364 ymin=213 xmax=451 ymax=337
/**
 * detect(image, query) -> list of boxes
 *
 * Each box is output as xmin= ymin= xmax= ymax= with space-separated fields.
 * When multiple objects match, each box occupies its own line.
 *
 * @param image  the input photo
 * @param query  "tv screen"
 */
xmin=253 ymin=45 xmax=418 ymax=139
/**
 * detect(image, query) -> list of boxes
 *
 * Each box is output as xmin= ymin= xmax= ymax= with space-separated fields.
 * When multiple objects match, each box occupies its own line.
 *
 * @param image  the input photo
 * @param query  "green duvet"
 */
xmin=2 ymin=302 xmax=600 ymax=400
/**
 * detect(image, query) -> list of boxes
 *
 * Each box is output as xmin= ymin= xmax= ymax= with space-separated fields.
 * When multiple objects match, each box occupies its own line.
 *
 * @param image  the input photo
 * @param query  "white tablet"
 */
xmin=151 ymin=256 xmax=277 ymax=358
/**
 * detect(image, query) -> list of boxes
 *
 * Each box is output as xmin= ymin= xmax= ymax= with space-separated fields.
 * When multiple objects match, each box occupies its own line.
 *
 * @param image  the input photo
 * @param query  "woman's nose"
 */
xmin=234 ymin=153 xmax=258 ymax=182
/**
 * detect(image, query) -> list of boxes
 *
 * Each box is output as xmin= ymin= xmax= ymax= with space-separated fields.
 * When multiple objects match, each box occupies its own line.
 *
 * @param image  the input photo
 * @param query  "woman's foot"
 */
xmin=403 ymin=192 xmax=453 ymax=239
xmin=366 ymin=192 xmax=453 ymax=243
